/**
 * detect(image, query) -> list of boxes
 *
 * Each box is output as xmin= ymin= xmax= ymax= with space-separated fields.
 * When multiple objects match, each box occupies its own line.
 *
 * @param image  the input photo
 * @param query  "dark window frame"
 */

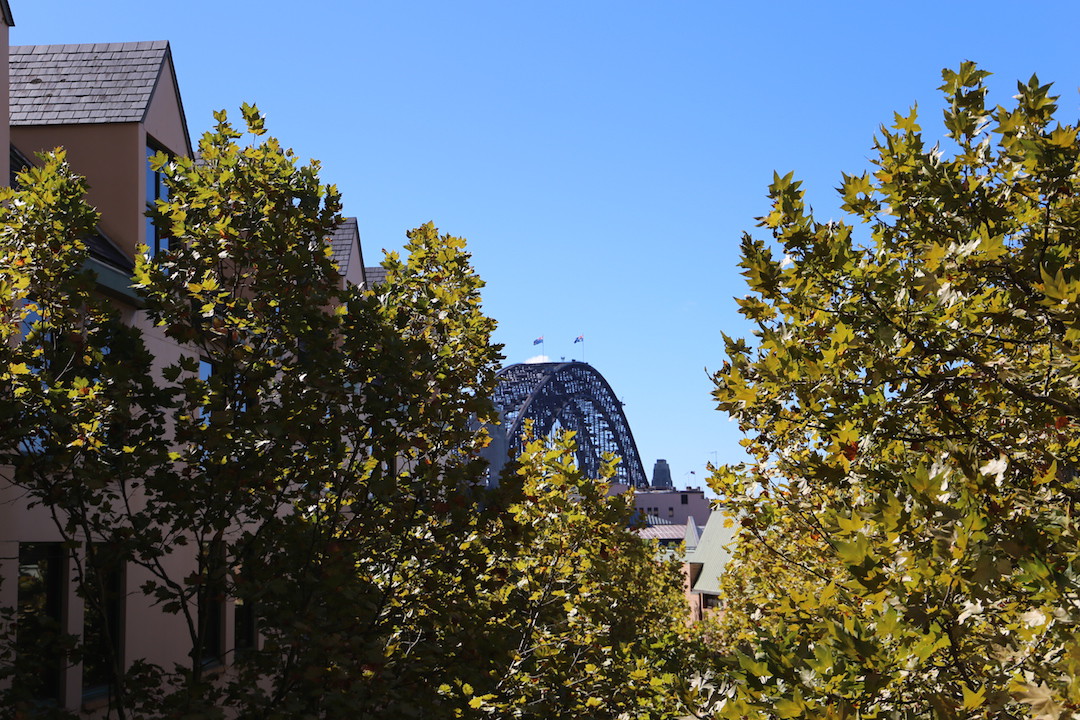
xmin=17 ymin=542 xmax=66 ymax=704
xmin=198 ymin=543 xmax=227 ymax=668
xmin=81 ymin=546 xmax=125 ymax=703
xmin=145 ymin=139 xmax=171 ymax=257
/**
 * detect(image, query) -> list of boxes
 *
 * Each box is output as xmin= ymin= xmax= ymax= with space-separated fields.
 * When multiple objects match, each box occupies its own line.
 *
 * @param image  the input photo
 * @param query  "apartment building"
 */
xmin=0 ymin=7 xmax=369 ymax=712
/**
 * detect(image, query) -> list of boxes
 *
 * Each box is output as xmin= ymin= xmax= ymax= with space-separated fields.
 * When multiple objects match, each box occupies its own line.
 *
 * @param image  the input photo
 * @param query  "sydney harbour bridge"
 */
xmin=483 ymin=361 xmax=648 ymax=489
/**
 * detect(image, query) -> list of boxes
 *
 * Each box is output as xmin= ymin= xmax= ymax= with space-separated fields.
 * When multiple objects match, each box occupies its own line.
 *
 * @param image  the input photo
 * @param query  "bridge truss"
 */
xmin=486 ymin=361 xmax=648 ymax=488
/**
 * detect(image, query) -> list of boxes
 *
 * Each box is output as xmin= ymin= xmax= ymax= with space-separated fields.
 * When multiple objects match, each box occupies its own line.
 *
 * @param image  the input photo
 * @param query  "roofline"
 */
xmin=0 ymin=1 xmax=13 ymax=27
xmin=354 ymin=221 xmax=367 ymax=288
xmin=143 ymin=41 xmax=192 ymax=156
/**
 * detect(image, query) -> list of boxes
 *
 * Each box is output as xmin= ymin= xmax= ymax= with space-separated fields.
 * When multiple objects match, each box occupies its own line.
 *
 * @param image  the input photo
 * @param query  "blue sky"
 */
xmin=13 ymin=1 xmax=1080 ymax=489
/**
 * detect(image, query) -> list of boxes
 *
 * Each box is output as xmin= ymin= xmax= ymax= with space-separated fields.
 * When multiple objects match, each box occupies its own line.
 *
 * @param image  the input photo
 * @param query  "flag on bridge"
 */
xmin=533 ymin=336 xmax=544 ymax=345
xmin=574 ymin=335 xmax=584 ymax=343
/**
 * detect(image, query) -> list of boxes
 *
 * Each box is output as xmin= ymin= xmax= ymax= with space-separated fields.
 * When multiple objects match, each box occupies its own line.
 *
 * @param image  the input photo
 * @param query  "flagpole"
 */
xmin=573 ymin=334 xmax=585 ymax=362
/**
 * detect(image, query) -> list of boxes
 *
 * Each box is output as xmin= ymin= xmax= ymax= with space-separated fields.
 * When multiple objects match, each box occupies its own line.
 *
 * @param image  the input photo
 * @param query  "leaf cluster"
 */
xmin=702 ymin=64 xmax=1080 ymax=720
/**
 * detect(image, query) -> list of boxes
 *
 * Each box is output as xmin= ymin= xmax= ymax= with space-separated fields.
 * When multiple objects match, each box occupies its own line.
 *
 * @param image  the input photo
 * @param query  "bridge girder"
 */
xmin=486 ymin=362 xmax=647 ymax=488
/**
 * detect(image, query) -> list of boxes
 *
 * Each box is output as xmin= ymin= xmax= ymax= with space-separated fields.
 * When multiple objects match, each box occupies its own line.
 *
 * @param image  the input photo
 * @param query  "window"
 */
xmin=17 ymin=543 xmax=65 ymax=703
xmin=198 ymin=359 xmax=215 ymax=426
xmin=199 ymin=359 xmax=214 ymax=383
xmin=198 ymin=544 xmax=226 ymax=667
xmin=681 ymin=494 xmax=688 ymax=505
xmin=199 ymin=591 xmax=224 ymax=667
xmin=145 ymin=142 xmax=170 ymax=256
xmin=234 ymin=584 xmax=256 ymax=655
xmin=231 ymin=556 xmax=257 ymax=655
xmin=82 ymin=548 xmax=124 ymax=702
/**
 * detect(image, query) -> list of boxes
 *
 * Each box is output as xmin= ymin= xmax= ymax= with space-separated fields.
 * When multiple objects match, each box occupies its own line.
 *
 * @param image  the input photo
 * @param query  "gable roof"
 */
xmin=329 ymin=217 xmax=359 ymax=275
xmin=684 ymin=516 xmax=702 ymax=552
xmin=687 ymin=511 xmax=737 ymax=596
xmin=0 ymin=1 xmax=13 ymax=27
xmin=10 ymin=41 xmax=172 ymax=126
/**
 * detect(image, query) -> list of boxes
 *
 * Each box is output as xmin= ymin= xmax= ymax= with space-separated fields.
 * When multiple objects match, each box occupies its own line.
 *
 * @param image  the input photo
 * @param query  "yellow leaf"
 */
xmin=962 ymin=683 xmax=986 ymax=710
xmin=9 ymin=362 xmax=29 ymax=375
xmin=775 ymin=697 xmax=805 ymax=718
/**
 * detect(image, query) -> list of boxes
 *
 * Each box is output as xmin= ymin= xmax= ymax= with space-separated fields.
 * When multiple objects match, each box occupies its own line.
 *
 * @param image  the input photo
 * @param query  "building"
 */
xmin=0 ymin=10 xmax=369 ymax=712
xmin=634 ymin=485 xmax=712 ymax=526
xmin=685 ymin=511 xmax=736 ymax=622
xmin=650 ymin=458 xmax=673 ymax=489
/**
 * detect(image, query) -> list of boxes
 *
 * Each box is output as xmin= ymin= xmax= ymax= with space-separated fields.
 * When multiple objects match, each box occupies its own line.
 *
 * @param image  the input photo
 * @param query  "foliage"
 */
xmin=0 ymin=107 xmax=504 ymax=717
xmin=0 ymin=108 xmax=690 ymax=718
xmin=455 ymin=429 xmax=691 ymax=720
xmin=703 ymin=63 xmax=1080 ymax=720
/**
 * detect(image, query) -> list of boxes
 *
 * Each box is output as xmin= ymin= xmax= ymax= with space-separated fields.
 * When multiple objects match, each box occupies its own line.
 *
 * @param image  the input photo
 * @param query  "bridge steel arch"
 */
xmin=486 ymin=361 xmax=648 ymax=489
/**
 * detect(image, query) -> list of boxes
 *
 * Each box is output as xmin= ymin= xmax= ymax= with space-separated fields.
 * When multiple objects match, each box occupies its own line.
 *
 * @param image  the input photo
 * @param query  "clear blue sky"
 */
xmin=14 ymin=1 xmax=1080 ymax=489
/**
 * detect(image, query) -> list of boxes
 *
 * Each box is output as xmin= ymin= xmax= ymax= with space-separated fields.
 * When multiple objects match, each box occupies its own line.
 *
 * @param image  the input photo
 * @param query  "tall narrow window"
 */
xmin=198 ymin=359 xmax=215 ymax=426
xmin=145 ymin=143 xmax=170 ymax=256
xmin=233 ymin=586 xmax=256 ymax=655
xmin=17 ymin=543 xmax=65 ymax=703
xmin=82 ymin=548 xmax=124 ymax=702
xmin=199 ymin=544 xmax=226 ymax=667
xmin=232 ymin=554 xmax=257 ymax=657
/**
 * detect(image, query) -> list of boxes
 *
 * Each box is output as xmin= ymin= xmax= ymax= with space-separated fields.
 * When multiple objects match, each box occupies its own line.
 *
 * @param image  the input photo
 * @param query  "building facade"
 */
xmin=0 ymin=8 xmax=370 ymax=712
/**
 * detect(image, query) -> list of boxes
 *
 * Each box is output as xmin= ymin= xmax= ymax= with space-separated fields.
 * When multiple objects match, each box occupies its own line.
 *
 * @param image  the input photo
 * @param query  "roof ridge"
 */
xmin=11 ymin=39 xmax=169 ymax=52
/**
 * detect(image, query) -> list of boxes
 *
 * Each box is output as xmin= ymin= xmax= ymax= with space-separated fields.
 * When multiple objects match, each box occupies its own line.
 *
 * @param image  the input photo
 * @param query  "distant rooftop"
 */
xmin=364 ymin=265 xmax=388 ymax=288
xmin=637 ymin=524 xmax=687 ymax=542
xmin=688 ymin=511 xmax=737 ymax=596
xmin=10 ymin=41 xmax=171 ymax=125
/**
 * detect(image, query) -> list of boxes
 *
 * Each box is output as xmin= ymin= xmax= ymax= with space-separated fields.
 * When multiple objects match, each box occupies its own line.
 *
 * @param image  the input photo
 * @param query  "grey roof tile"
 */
xmin=364 ymin=265 xmax=388 ymax=287
xmin=10 ymin=40 xmax=170 ymax=125
xmin=328 ymin=217 xmax=359 ymax=276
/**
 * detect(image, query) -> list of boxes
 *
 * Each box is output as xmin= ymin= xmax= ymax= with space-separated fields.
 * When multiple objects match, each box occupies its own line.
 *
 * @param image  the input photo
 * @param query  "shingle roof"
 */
xmin=329 ymin=217 xmax=358 ymax=275
xmin=364 ymin=265 xmax=388 ymax=288
xmin=10 ymin=41 xmax=170 ymax=126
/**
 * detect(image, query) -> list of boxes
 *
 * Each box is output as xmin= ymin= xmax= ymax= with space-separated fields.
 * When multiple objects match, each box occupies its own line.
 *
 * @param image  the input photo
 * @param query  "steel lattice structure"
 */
xmin=486 ymin=361 xmax=648 ymax=488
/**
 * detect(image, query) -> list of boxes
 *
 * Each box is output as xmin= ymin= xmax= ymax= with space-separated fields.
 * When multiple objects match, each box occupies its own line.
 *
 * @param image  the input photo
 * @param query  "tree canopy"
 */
xmin=0 ymin=107 xmax=688 ymax=719
xmin=703 ymin=63 xmax=1080 ymax=720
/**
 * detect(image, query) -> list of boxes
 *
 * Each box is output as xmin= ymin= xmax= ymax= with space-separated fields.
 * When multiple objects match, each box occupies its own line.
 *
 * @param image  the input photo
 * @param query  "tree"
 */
xmin=0 ymin=107 xmax=503 ymax=718
xmin=703 ymin=64 xmax=1080 ymax=720
xmin=453 ymin=428 xmax=691 ymax=720
xmin=0 ymin=107 xmax=691 ymax=719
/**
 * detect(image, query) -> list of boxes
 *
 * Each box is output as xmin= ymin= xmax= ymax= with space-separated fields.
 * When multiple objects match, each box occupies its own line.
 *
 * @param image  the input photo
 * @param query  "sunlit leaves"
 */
xmin=701 ymin=64 xmax=1080 ymax=720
